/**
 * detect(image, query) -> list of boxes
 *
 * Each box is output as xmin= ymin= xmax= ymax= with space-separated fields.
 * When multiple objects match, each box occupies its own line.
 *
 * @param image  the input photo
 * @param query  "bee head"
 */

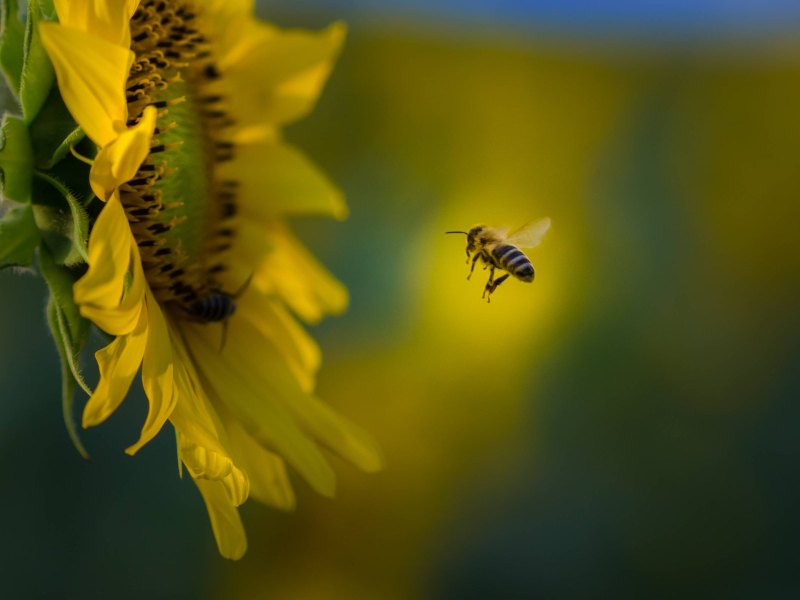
xmin=446 ymin=225 xmax=486 ymax=257
xmin=466 ymin=225 xmax=486 ymax=254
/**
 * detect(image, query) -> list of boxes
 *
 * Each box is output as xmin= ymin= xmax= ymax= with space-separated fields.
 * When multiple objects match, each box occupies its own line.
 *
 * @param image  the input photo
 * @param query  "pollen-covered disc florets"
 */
xmin=123 ymin=0 xmax=237 ymax=317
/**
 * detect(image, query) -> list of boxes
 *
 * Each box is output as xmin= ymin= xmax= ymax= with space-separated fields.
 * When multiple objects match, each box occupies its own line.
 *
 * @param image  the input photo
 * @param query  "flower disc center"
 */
xmin=121 ymin=0 xmax=237 ymax=317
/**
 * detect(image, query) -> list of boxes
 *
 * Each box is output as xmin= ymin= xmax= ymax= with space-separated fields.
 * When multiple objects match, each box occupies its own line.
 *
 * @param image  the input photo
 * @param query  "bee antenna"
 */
xmin=445 ymin=231 xmax=468 ymax=235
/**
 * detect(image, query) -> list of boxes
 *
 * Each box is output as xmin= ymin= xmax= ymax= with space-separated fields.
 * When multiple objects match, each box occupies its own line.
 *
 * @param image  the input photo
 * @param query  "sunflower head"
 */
xmin=0 ymin=0 xmax=381 ymax=559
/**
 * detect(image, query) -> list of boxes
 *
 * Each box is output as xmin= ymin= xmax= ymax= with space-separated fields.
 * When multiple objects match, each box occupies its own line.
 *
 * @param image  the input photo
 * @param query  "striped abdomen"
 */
xmin=189 ymin=293 xmax=237 ymax=322
xmin=492 ymin=244 xmax=535 ymax=282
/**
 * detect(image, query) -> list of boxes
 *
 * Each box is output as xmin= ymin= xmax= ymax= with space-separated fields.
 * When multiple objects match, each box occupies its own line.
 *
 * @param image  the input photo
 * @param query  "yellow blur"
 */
xmin=222 ymin=28 xmax=800 ymax=599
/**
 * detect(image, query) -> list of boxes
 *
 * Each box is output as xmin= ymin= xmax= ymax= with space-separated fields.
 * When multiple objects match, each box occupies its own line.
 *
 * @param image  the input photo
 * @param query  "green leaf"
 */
xmin=46 ymin=294 xmax=90 ymax=460
xmin=0 ymin=201 xmax=39 ymax=268
xmin=0 ymin=0 xmax=24 ymax=98
xmin=29 ymin=84 xmax=84 ymax=168
xmin=0 ymin=111 xmax=33 ymax=202
xmin=20 ymin=0 xmax=55 ymax=123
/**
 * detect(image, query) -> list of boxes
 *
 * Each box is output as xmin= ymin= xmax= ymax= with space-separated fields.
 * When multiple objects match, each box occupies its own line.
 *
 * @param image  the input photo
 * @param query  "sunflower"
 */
xmin=31 ymin=0 xmax=382 ymax=559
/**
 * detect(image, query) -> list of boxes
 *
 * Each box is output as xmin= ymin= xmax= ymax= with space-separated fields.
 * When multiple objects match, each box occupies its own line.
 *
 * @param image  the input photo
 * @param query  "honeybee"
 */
xmin=187 ymin=274 xmax=253 ymax=349
xmin=447 ymin=218 xmax=551 ymax=302
xmin=189 ymin=292 xmax=237 ymax=323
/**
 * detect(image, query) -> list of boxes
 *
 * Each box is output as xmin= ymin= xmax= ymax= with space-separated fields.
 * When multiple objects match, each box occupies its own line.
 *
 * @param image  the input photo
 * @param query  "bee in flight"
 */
xmin=447 ymin=218 xmax=551 ymax=302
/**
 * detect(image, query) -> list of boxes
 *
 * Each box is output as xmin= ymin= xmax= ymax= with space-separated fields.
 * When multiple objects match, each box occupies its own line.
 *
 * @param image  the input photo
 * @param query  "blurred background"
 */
xmin=3 ymin=0 xmax=800 ymax=597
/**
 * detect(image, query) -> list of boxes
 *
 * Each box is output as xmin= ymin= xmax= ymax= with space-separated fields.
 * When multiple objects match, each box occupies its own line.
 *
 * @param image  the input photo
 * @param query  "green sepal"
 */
xmin=0 ymin=0 xmax=24 ymax=98
xmin=40 ymin=244 xmax=92 ymax=459
xmin=0 ymin=111 xmax=33 ymax=202
xmin=0 ymin=201 xmax=39 ymax=268
xmin=20 ymin=0 xmax=55 ymax=124
xmin=34 ymin=169 xmax=89 ymax=262
xmin=29 ymin=85 xmax=84 ymax=168
xmin=46 ymin=295 xmax=90 ymax=459
xmin=39 ymin=244 xmax=91 ymax=391
xmin=31 ymin=167 xmax=89 ymax=265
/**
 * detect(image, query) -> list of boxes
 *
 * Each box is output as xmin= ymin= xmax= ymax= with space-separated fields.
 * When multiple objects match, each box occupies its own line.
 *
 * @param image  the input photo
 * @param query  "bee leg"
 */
xmin=482 ymin=267 xmax=496 ymax=301
xmin=219 ymin=319 xmax=230 ymax=352
xmin=484 ymin=273 xmax=510 ymax=302
xmin=467 ymin=253 xmax=481 ymax=280
xmin=232 ymin=273 xmax=254 ymax=298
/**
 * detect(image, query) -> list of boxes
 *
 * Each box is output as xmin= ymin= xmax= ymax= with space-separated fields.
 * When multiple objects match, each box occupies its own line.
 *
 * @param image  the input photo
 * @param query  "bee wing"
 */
xmin=506 ymin=217 xmax=551 ymax=248
xmin=484 ymin=226 xmax=510 ymax=241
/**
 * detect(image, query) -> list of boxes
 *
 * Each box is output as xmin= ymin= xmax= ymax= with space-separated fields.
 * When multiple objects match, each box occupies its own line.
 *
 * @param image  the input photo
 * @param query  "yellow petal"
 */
xmin=220 ymin=467 xmax=250 ymax=507
xmin=74 ymin=195 xmax=129 ymax=307
xmin=180 ymin=439 xmax=233 ymax=480
xmin=220 ymin=140 xmax=347 ymax=221
xmin=204 ymin=0 xmax=253 ymax=28
xmin=225 ymin=22 xmax=345 ymax=128
xmin=230 ymin=219 xmax=274 ymax=272
xmin=126 ymin=291 xmax=177 ymax=455
xmin=169 ymin=334 xmax=252 ymax=506
xmin=293 ymin=396 xmax=384 ymax=473
xmin=202 ymin=5 xmax=266 ymax=80
xmin=74 ymin=195 xmax=146 ymax=336
xmin=174 ymin=340 xmax=256 ymax=507
xmin=82 ymin=243 xmax=146 ymax=336
xmin=53 ymin=0 xmax=139 ymax=48
xmin=194 ymin=478 xmax=247 ymax=560
xmin=184 ymin=323 xmax=336 ymax=497
xmin=169 ymin=354 xmax=234 ymax=466
xmin=229 ymin=123 xmax=277 ymax=146
xmin=90 ymin=106 xmax=157 ymax=201
xmin=222 ymin=318 xmax=384 ymax=473
xmin=82 ymin=310 xmax=147 ymax=428
xmin=39 ymin=23 xmax=133 ymax=147
xmin=237 ymin=288 xmax=321 ymax=393
xmin=217 ymin=222 xmax=273 ymax=287
xmin=225 ymin=418 xmax=296 ymax=510
xmin=250 ymin=223 xmax=348 ymax=323
xmin=178 ymin=436 xmax=249 ymax=506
